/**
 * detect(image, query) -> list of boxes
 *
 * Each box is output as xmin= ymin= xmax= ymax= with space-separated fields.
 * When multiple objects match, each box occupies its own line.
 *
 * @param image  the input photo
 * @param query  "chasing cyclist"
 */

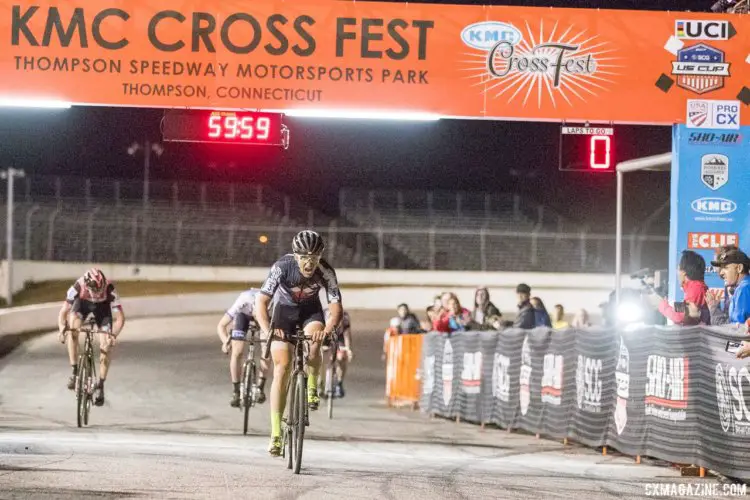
xmin=216 ymin=288 xmax=271 ymax=408
xmin=57 ymin=268 xmax=126 ymax=406
xmin=321 ymin=307 xmax=353 ymax=398
xmin=254 ymin=230 xmax=342 ymax=456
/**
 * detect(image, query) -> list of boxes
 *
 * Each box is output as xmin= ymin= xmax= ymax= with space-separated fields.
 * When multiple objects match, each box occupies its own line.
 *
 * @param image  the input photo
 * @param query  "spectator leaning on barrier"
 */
xmin=433 ymin=295 xmax=472 ymax=333
xmin=571 ymin=308 xmax=591 ymax=328
xmin=513 ymin=284 xmax=536 ymax=329
xmin=393 ymin=303 xmax=423 ymax=334
xmin=649 ymin=250 xmax=710 ymax=326
xmin=531 ymin=296 xmax=552 ymax=328
xmin=712 ymin=247 xmax=750 ymax=325
xmin=471 ymin=287 xmax=501 ymax=330
xmin=706 ymin=245 xmax=737 ymax=326
xmin=552 ymin=304 xmax=569 ymax=329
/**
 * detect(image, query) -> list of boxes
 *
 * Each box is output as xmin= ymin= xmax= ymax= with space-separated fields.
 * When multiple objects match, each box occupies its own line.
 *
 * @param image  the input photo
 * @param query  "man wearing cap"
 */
xmin=711 ymin=247 xmax=750 ymax=326
xmin=513 ymin=283 xmax=536 ymax=329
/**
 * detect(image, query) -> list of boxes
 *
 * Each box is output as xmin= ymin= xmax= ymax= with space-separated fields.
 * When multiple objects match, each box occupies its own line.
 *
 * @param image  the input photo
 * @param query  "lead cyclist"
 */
xmin=254 ymin=230 xmax=343 ymax=456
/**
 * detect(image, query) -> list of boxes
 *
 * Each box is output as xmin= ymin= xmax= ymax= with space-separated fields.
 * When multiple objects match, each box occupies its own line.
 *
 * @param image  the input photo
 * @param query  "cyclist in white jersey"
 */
xmin=216 ymin=288 xmax=270 ymax=407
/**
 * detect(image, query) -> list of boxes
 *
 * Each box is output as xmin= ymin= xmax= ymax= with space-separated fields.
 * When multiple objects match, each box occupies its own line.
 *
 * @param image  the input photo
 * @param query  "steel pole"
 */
xmin=615 ymin=170 xmax=623 ymax=307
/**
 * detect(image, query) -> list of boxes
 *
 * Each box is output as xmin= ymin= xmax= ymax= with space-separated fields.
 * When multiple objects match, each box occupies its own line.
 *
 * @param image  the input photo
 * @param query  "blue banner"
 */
xmin=669 ymin=125 xmax=750 ymax=303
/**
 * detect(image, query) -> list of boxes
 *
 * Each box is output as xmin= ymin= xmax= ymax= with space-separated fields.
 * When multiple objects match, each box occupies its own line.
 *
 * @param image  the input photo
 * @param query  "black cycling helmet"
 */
xmin=292 ymin=230 xmax=325 ymax=256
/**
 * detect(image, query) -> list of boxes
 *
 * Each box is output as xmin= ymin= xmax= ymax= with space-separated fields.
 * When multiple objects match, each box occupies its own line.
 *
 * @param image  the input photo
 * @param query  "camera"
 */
xmin=630 ymin=268 xmax=669 ymax=297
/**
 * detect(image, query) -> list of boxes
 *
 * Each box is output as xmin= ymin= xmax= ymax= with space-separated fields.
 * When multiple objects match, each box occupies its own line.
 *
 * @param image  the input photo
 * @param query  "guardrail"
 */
xmin=407 ymin=325 xmax=750 ymax=481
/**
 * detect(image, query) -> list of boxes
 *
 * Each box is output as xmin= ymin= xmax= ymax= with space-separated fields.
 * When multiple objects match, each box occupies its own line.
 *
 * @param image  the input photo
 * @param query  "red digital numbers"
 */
xmin=207 ymin=114 xmax=271 ymax=141
xmin=589 ymin=135 xmax=612 ymax=169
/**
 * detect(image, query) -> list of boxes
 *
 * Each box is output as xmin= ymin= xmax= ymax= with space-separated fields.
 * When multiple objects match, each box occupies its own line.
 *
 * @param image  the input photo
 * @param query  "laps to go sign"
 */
xmin=160 ymin=110 xmax=289 ymax=147
xmin=559 ymin=126 xmax=616 ymax=172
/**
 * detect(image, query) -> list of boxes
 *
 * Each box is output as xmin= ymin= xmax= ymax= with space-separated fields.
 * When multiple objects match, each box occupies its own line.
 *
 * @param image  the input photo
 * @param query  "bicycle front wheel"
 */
xmin=76 ymin=354 xmax=87 ymax=428
xmin=292 ymin=371 xmax=306 ymax=474
xmin=242 ymin=360 xmax=255 ymax=435
xmin=327 ymin=364 xmax=336 ymax=420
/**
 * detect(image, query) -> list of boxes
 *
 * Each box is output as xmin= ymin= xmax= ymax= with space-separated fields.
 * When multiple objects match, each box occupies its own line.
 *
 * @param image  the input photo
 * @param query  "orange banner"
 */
xmin=1 ymin=1 xmax=749 ymax=124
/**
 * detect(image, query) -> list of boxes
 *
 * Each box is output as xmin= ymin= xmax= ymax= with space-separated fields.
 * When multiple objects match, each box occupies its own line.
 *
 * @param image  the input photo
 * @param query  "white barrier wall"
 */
xmin=1 ymin=260 xmax=639 ymax=317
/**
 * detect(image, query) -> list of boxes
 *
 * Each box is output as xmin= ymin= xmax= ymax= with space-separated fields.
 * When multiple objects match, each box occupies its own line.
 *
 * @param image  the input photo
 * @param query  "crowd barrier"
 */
xmin=385 ymin=329 xmax=424 ymax=407
xmin=416 ymin=325 xmax=750 ymax=481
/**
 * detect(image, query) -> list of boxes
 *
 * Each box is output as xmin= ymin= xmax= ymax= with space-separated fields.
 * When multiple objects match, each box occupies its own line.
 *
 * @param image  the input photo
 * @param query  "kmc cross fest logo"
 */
xmin=460 ymin=20 xmax=621 ymax=108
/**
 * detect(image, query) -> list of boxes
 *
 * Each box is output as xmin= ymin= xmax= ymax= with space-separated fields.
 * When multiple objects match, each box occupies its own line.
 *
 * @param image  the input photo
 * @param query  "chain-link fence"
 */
xmin=0 ymin=176 xmax=669 ymax=273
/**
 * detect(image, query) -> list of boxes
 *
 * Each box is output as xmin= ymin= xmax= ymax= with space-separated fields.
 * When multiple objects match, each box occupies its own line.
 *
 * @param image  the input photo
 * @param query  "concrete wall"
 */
xmin=1 ymin=260 xmax=639 ymax=317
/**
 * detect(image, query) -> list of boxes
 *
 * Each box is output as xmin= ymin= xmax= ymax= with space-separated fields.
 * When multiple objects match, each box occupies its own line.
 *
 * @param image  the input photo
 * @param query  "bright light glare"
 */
xmin=282 ymin=108 xmax=441 ymax=121
xmin=0 ymin=98 xmax=72 ymax=109
xmin=617 ymin=301 xmax=643 ymax=323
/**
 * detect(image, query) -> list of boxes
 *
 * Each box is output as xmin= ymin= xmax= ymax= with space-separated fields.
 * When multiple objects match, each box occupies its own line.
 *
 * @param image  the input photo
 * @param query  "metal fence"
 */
xmin=0 ymin=176 xmax=669 ymax=273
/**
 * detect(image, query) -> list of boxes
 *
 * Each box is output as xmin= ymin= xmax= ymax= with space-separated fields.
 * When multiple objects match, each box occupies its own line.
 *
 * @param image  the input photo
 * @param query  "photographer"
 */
xmin=647 ymin=250 xmax=710 ymax=326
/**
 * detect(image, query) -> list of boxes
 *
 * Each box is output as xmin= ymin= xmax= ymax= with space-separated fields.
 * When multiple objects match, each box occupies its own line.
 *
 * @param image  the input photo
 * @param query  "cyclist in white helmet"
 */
xmin=255 ymin=230 xmax=343 ymax=456
xmin=57 ymin=268 xmax=126 ymax=406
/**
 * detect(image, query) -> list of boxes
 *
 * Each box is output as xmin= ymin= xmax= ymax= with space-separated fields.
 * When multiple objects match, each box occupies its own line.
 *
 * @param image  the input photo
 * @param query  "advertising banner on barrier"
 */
xmin=669 ymin=123 xmax=750 ymax=302
xmin=420 ymin=326 xmax=750 ymax=480
xmin=1 ymin=1 xmax=749 ymax=124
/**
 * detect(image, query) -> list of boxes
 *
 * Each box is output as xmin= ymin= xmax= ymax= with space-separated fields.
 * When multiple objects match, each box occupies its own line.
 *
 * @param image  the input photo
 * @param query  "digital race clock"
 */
xmin=161 ymin=109 xmax=289 ymax=148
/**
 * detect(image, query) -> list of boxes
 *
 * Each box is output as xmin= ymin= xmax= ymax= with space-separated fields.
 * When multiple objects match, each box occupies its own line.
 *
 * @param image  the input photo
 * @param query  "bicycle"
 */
xmin=62 ymin=317 xmax=99 ymax=428
xmin=321 ymin=334 xmax=340 ymax=420
xmin=263 ymin=326 xmax=315 ymax=474
xmin=239 ymin=323 xmax=263 ymax=435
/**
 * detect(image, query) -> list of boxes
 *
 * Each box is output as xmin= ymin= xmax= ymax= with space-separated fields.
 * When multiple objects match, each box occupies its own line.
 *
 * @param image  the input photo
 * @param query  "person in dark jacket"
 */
xmin=513 ymin=283 xmax=536 ymax=329
xmin=531 ymin=296 xmax=552 ymax=327
xmin=394 ymin=303 xmax=423 ymax=333
xmin=472 ymin=287 xmax=502 ymax=330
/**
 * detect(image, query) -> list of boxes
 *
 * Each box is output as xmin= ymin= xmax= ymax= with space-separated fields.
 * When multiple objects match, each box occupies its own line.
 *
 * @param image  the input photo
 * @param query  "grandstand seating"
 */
xmin=0 ymin=176 xmax=661 ymax=272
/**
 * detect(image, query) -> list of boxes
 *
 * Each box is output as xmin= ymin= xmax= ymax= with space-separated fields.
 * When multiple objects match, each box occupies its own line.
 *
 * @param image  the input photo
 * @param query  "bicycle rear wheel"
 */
xmin=242 ymin=360 xmax=255 ymax=435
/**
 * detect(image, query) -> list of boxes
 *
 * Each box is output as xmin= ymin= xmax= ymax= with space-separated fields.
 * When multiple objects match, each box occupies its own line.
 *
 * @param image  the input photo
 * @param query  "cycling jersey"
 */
xmin=260 ymin=254 xmax=341 ymax=306
xmin=66 ymin=276 xmax=122 ymax=331
xmin=66 ymin=277 xmax=122 ymax=310
xmin=325 ymin=309 xmax=351 ymax=331
xmin=226 ymin=289 xmax=259 ymax=319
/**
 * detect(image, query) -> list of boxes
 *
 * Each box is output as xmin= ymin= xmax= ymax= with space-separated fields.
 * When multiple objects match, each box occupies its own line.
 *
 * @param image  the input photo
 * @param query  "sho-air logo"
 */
xmin=576 ymin=355 xmax=603 ymax=413
xmin=492 ymin=353 xmax=511 ymax=402
xmin=672 ymin=43 xmax=730 ymax=95
xmin=615 ymin=337 xmax=630 ymax=435
xmin=460 ymin=20 xmax=619 ymax=108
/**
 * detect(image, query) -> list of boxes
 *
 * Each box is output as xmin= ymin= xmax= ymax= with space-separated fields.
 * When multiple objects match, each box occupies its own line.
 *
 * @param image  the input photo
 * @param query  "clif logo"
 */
xmin=688 ymin=232 xmax=738 ymax=249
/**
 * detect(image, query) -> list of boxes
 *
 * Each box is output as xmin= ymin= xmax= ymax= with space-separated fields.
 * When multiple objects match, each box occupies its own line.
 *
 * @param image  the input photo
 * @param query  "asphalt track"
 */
xmin=0 ymin=311 xmax=743 ymax=499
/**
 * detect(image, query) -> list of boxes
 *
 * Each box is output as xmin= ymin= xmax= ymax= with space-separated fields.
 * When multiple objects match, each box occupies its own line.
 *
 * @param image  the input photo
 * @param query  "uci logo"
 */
xmin=460 ymin=21 xmax=523 ymax=50
xmin=691 ymin=197 xmax=737 ymax=215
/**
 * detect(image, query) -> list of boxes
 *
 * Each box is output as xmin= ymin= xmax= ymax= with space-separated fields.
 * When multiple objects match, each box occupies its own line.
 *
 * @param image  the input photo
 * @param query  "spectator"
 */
xmin=472 ymin=287 xmax=501 ymax=330
xmin=650 ymin=250 xmax=710 ymax=326
xmin=513 ymin=283 xmax=536 ymax=329
xmin=531 ymin=296 xmax=552 ymax=327
xmin=571 ymin=308 xmax=591 ymax=328
xmin=421 ymin=305 xmax=437 ymax=332
xmin=392 ymin=303 xmax=423 ymax=334
xmin=706 ymin=245 xmax=736 ymax=326
xmin=552 ymin=304 xmax=569 ymax=329
xmin=433 ymin=296 xmax=472 ymax=333
xmin=711 ymin=247 xmax=750 ymax=325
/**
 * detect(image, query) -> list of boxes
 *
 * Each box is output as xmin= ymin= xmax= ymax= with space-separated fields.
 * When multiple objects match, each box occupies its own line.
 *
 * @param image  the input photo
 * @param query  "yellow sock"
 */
xmin=271 ymin=411 xmax=281 ymax=438
xmin=308 ymin=374 xmax=318 ymax=394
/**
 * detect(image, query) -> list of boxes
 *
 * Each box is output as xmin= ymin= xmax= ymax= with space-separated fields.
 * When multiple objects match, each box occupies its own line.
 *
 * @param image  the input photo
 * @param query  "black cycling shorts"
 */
xmin=231 ymin=312 xmax=260 ymax=341
xmin=72 ymin=299 xmax=113 ymax=332
xmin=270 ymin=301 xmax=324 ymax=343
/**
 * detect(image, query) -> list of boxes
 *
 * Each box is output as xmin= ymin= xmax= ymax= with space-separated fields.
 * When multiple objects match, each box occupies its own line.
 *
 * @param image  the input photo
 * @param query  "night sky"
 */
xmin=0 ymin=0 xmax=724 ymax=233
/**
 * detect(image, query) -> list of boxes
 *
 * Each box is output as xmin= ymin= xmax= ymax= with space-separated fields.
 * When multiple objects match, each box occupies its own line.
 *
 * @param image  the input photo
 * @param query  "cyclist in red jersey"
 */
xmin=57 ymin=268 xmax=126 ymax=406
